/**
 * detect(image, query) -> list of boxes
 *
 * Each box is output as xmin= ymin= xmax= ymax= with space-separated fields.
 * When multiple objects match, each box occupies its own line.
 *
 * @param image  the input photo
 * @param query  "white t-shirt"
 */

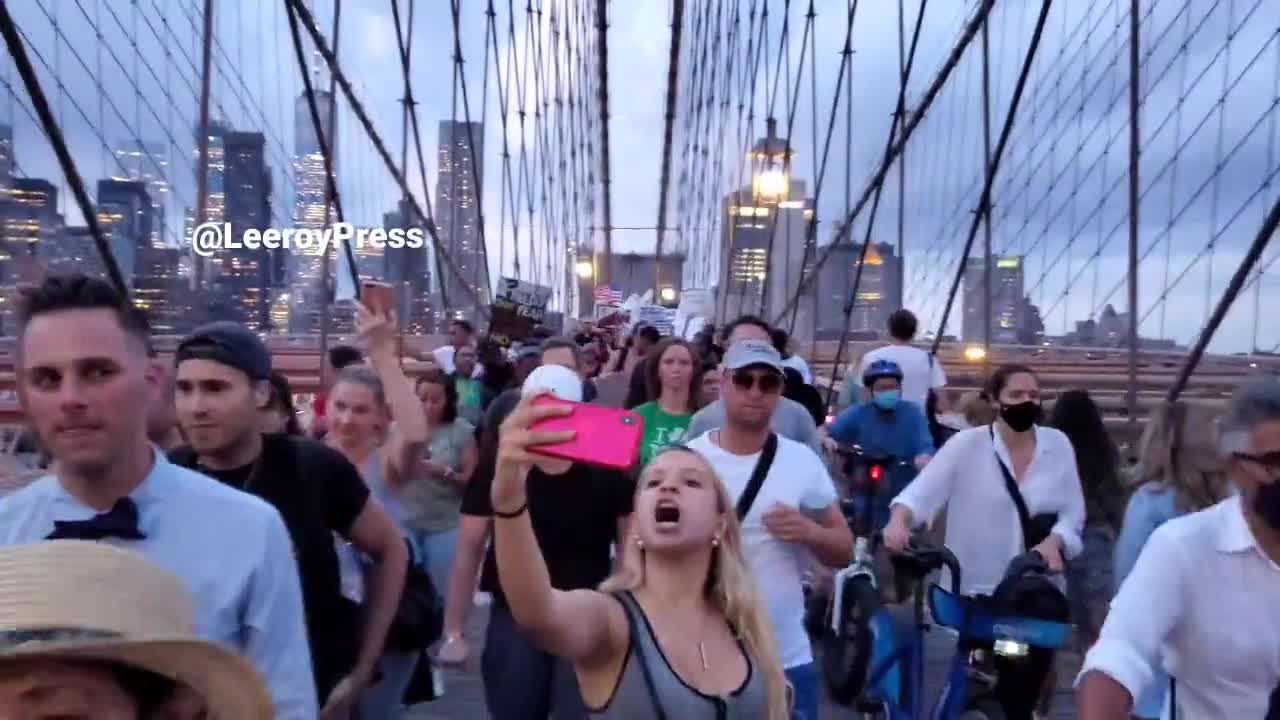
xmin=687 ymin=431 xmax=837 ymax=670
xmin=860 ymin=343 xmax=947 ymax=409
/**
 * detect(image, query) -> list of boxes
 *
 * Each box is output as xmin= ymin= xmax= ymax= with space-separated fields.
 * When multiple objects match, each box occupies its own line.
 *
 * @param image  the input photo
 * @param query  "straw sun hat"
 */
xmin=0 ymin=540 xmax=272 ymax=718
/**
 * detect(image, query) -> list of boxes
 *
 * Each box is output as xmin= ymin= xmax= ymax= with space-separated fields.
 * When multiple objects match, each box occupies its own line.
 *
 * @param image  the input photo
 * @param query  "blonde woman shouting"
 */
xmin=491 ymin=393 xmax=789 ymax=719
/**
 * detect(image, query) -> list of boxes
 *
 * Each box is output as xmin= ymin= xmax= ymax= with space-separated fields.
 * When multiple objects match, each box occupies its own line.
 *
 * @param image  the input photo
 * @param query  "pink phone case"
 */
xmin=528 ymin=396 xmax=644 ymax=470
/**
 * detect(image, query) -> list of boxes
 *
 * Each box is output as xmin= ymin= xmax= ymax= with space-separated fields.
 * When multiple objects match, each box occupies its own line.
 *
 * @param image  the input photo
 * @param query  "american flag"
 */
xmin=593 ymin=284 xmax=623 ymax=306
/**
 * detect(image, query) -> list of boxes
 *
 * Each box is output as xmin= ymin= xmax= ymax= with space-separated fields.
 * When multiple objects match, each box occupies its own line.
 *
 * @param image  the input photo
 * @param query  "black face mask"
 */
xmin=1252 ymin=479 xmax=1280 ymax=530
xmin=999 ymin=401 xmax=1041 ymax=433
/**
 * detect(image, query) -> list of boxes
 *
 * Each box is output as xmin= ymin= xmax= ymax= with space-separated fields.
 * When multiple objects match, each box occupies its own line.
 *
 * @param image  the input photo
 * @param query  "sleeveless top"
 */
xmin=336 ymin=452 xmax=408 ymax=602
xmin=589 ymin=591 xmax=771 ymax=720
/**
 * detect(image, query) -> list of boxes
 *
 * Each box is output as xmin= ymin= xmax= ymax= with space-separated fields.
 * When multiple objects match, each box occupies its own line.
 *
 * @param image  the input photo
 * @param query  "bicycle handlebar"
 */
xmin=884 ymin=533 xmax=962 ymax=595
xmin=834 ymin=444 xmax=913 ymax=467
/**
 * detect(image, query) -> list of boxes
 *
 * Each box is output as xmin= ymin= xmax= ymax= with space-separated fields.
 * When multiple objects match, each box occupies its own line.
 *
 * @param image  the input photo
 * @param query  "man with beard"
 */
xmin=0 ymin=274 xmax=315 ymax=719
xmin=686 ymin=339 xmax=853 ymax=720
xmin=169 ymin=321 xmax=408 ymax=719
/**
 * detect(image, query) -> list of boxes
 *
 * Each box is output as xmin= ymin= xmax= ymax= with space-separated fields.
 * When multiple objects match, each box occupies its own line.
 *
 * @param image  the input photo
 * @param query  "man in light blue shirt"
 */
xmin=0 ymin=274 xmax=317 ymax=719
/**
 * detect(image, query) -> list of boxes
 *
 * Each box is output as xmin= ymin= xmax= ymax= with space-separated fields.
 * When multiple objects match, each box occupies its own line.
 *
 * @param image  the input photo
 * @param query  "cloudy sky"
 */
xmin=2 ymin=0 xmax=1277 ymax=352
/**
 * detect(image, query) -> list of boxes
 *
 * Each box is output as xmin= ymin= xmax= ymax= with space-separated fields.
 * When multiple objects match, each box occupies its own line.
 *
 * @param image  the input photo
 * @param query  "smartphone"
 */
xmin=362 ymin=281 xmax=395 ymax=316
xmin=528 ymin=395 xmax=644 ymax=471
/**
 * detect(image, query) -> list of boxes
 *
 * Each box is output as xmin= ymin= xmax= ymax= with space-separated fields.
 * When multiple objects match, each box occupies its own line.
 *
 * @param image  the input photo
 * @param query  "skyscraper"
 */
xmin=1 ymin=178 xmax=61 ymax=266
xmin=434 ymin=120 xmax=486 ymax=320
xmin=112 ymin=140 xmax=169 ymax=248
xmin=963 ymin=255 xmax=1025 ymax=343
xmin=383 ymin=199 xmax=433 ymax=334
xmin=96 ymin=179 xmax=154 ymax=283
xmin=214 ymin=131 xmax=275 ymax=330
xmin=813 ymin=240 xmax=903 ymax=338
xmin=186 ymin=120 xmax=228 ymax=290
xmin=289 ymin=89 xmax=337 ymax=334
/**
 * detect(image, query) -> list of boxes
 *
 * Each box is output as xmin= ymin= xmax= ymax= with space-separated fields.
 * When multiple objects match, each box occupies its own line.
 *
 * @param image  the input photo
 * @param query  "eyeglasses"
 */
xmin=730 ymin=369 xmax=782 ymax=394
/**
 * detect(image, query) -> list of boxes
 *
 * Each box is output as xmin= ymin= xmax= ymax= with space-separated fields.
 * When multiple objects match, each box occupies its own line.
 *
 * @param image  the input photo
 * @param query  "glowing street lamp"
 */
xmin=575 ymin=261 xmax=594 ymax=279
xmin=750 ymin=117 xmax=793 ymax=202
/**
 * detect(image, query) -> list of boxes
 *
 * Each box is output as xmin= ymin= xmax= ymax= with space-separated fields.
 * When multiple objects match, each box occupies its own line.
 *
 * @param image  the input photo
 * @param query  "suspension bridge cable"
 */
xmin=595 ymin=0 xmax=613 ymax=283
xmin=653 ymin=0 xmax=686 ymax=298
xmin=1169 ymin=193 xmax=1280 ymax=400
xmin=783 ymin=0 xmax=863 ymax=336
xmin=449 ymin=0 xmax=495 ymax=302
xmin=772 ymin=0 xmax=998 ymax=326
xmin=0 ymin=1 xmax=127 ymax=296
xmin=389 ymin=0 xmax=449 ymax=311
xmin=757 ymin=1 xmax=818 ymax=316
xmin=822 ymin=0 xmax=928 ymax=407
xmin=284 ymin=0 xmax=359 ymax=297
xmin=285 ymin=0 xmax=488 ymax=317
xmin=716 ymin=0 xmax=766 ymax=325
xmin=930 ymin=0 xmax=1054 ymax=352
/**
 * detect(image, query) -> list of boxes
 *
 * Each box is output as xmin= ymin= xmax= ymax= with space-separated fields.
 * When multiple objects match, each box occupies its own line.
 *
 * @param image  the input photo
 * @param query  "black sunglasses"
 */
xmin=731 ymin=369 xmax=782 ymax=394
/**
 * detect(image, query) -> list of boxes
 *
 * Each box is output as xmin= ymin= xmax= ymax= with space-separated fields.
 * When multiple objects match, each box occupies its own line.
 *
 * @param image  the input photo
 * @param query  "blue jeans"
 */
xmin=785 ymin=662 xmax=819 ymax=720
xmin=410 ymin=526 xmax=460 ymax=599
xmin=355 ymin=650 xmax=419 ymax=719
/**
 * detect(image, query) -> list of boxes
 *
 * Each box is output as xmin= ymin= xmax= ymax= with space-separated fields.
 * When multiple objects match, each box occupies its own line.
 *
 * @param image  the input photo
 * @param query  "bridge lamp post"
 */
xmin=575 ymin=260 xmax=595 ymax=318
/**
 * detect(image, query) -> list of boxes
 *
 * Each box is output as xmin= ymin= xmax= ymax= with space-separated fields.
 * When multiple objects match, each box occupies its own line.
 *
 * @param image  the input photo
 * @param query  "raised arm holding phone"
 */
xmin=438 ymin=348 xmax=639 ymax=717
xmin=491 ymin=390 xmax=789 ymax=719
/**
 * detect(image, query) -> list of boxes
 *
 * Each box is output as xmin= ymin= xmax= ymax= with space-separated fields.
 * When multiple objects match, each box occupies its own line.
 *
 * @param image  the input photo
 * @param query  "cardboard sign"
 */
xmin=487 ymin=299 xmax=534 ymax=348
xmin=495 ymin=276 xmax=552 ymax=324
xmin=488 ymin=276 xmax=553 ymax=347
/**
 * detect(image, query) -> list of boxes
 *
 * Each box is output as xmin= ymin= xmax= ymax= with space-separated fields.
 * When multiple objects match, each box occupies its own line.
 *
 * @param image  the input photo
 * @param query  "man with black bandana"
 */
xmin=1078 ymin=378 xmax=1280 ymax=719
xmin=168 ymin=321 xmax=408 ymax=718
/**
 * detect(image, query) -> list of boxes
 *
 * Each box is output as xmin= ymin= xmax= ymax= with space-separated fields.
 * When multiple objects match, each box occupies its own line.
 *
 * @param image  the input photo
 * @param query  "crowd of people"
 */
xmin=0 ymin=272 xmax=1276 ymax=719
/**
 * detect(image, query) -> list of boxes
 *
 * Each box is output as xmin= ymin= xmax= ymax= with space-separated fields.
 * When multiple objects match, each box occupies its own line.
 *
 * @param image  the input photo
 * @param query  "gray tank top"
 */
xmin=588 ymin=591 xmax=771 ymax=720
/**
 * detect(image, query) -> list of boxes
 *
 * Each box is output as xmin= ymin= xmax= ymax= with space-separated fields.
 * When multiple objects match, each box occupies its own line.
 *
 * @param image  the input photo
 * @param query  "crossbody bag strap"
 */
xmin=616 ymin=591 xmax=668 ymax=720
xmin=735 ymin=433 xmax=779 ymax=521
xmin=989 ymin=425 xmax=1033 ymax=550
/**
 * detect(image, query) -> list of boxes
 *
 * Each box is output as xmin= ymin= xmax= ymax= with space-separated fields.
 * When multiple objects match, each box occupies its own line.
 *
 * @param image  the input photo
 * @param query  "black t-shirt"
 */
xmin=461 ymin=459 xmax=635 ymax=606
xmin=169 ymin=434 xmax=370 ymax=697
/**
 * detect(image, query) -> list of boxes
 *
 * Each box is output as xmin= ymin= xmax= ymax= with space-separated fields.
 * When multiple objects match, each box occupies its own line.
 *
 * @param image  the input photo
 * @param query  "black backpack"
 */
xmin=987 ymin=552 xmax=1069 ymax=623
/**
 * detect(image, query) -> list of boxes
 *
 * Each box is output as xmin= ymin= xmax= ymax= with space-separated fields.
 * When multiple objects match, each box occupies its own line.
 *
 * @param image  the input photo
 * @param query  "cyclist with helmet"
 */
xmin=824 ymin=359 xmax=935 ymax=524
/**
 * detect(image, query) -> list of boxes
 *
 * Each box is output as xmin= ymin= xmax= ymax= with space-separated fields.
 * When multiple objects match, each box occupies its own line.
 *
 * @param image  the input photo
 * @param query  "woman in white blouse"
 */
xmin=883 ymin=363 xmax=1086 ymax=597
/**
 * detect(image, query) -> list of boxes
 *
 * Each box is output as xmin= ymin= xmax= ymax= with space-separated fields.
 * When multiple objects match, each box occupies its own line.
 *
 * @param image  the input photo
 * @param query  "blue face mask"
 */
xmin=873 ymin=389 xmax=900 ymax=410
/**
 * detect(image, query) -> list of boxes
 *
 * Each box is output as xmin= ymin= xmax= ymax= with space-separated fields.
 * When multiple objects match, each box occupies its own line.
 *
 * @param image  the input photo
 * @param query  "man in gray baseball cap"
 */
xmin=685 ymin=337 xmax=853 ymax=718
xmin=684 ymin=315 xmax=823 ymax=453
xmin=722 ymin=338 xmax=786 ymax=373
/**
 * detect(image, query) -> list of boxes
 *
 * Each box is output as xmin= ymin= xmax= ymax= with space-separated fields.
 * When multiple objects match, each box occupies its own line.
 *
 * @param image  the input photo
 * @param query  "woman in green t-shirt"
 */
xmin=633 ymin=337 xmax=703 ymax=466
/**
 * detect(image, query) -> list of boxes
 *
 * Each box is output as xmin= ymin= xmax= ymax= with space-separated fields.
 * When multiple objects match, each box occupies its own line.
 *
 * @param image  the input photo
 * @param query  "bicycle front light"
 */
xmin=993 ymin=638 xmax=1030 ymax=658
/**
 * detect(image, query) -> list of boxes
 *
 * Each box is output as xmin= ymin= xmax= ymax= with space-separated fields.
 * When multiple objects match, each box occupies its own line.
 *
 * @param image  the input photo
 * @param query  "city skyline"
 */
xmin=0 ymin=1 xmax=1271 ymax=352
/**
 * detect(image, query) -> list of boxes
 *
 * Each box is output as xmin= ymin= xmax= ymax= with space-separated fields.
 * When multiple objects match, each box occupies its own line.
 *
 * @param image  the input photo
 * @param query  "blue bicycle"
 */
xmin=825 ymin=536 xmax=1072 ymax=719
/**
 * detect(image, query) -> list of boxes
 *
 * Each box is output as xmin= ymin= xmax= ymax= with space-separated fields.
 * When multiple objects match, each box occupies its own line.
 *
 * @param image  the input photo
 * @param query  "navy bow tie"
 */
xmin=46 ymin=497 xmax=146 ymax=541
